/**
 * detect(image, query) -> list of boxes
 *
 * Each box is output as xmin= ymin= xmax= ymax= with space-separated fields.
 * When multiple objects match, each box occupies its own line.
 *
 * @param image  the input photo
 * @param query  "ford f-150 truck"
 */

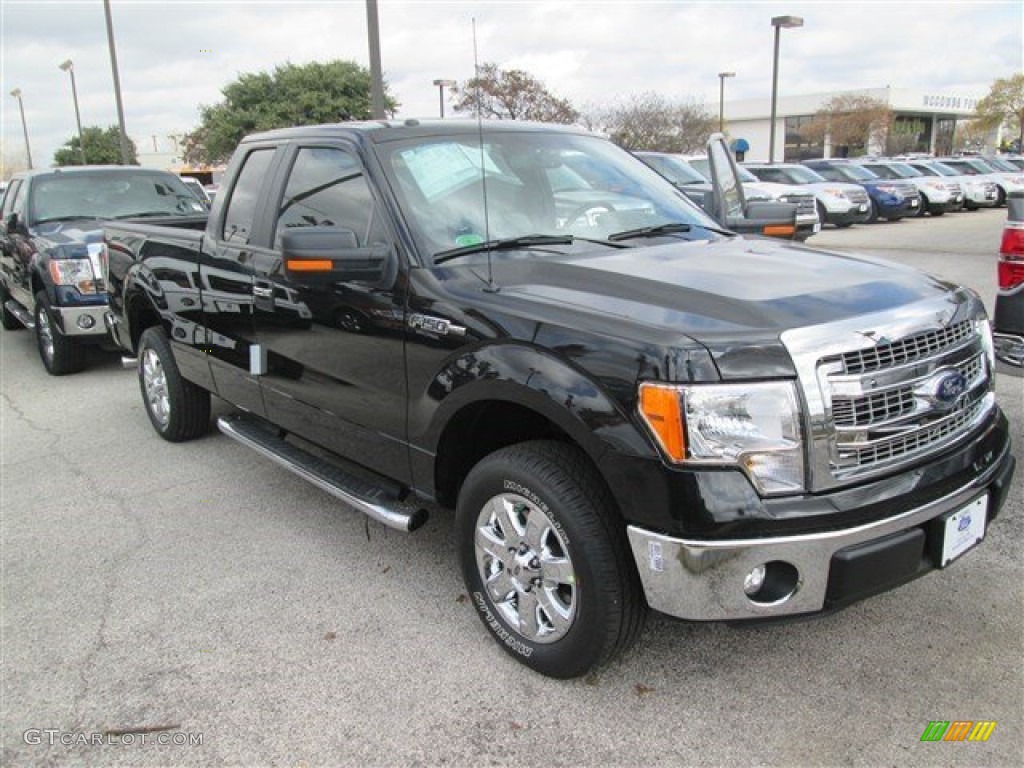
xmin=102 ymin=120 xmax=1015 ymax=678
xmin=0 ymin=166 xmax=206 ymax=374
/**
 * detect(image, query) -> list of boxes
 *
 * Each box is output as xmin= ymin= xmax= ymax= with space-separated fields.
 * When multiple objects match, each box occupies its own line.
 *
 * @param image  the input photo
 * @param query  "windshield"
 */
xmin=377 ymin=130 xmax=722 ymax=263
xmin=984 ymin=156 xmax=1016 ymax=172
xmin=888 ymin=162 xmax=922 ymax=178
xmin=779 ymin=165 xmax=826 ymax=183
xmin=833 ymin=164 xmax=881 ymax=182
xmin=928 ymin=161 xmax=961 ymax=177
xmin=29 ymin=171 xmax=203 ymax=225
xmin=861 ymin=163 xmax=902 ymax=180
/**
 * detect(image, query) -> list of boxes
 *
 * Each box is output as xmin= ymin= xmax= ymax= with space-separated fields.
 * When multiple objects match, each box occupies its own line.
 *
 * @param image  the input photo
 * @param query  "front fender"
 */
xmin=414 ymin=341 xmax=657 ymax=463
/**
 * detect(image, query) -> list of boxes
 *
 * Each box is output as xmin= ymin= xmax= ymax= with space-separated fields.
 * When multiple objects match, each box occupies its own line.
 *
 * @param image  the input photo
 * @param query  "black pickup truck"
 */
xmin=102 ymin=120 xmax=1015 ymax=678
xmin=0 ymin=166 xmax=206 ymax=374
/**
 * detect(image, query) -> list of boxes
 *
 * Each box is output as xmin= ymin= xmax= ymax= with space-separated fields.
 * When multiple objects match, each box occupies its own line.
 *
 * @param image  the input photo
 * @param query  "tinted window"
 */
xmin=222 ymin=148 xmax=275 ymax=244
xmin=9 ymin=180 xmax=28 ymax=219
xmin=274 ymin=147 xmax=383 ymax=248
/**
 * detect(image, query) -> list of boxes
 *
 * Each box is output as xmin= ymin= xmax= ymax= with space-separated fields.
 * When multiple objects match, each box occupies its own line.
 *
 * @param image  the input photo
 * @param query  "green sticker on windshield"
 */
xmin=454 ymin=233 xmax=484 ymax=247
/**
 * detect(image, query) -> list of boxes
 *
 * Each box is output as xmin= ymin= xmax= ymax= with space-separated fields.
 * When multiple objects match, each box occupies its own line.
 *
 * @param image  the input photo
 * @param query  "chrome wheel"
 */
xmin=141 ymin=348 xmax=171 ymax=428
xmin=474 ymin=492 xmax=577 ymax=644
xmin=36 ymin=306 xmax=54 ymax=363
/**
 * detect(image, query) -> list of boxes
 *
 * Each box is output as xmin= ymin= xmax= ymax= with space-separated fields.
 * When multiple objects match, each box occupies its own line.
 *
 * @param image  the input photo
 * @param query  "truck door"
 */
xmin=200 ymin=144 xmax=283 ymax=417
xmin=249 ymin=143 xmax=410 ymax=483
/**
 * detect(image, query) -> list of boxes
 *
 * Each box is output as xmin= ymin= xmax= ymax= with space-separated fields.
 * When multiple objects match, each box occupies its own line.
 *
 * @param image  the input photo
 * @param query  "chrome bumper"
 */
xmin=54 ymin=304 xmax=109 ymax=337
xmin=626 ymin=450 xmax=1007 ymax=621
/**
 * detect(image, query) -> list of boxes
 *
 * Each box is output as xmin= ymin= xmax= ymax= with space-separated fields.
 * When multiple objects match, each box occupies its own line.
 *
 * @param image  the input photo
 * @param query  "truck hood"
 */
xmin=479 ymin=236 xmax=953 ymax=377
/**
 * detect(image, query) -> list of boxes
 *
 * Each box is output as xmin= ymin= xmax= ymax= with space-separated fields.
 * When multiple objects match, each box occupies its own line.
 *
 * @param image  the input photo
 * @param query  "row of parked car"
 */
xmin=635 ymin=151 xmax=1024 ymax=234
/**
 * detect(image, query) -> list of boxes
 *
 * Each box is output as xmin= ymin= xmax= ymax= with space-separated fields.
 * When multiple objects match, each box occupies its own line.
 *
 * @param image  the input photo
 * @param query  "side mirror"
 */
xmin=706 ymin=133 xmax=748 ymax=225
xmin=5 ymin=212 xmax=18 ymax=232
xmin=281 ymin=226 xmax=394 ymax=285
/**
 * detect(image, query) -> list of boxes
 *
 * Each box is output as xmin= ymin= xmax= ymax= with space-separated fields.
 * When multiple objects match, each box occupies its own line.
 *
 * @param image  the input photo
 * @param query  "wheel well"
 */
xmin=435 ymin=400 xmax=578 ymax=507
xmin=31 ymin=273 xmax=45 ymax=297
xmin=128 ymin=297 xmax=161 ymax=353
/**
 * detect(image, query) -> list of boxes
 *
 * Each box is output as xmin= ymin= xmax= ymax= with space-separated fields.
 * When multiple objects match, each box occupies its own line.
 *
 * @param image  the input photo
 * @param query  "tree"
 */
xmin=54 ymin=126 xmax=137 ymax=166
xmin=587 ymin=92 xmax=716 ymax=153
xmin=800 ymin=94 xmax=893 ymax=157
xmin=974 ymin=73 xmax=1024 ymax=151
xmin=450 ymin=63 xmax=578 ymax=123
xmin=182 ymin=60 xmax=398 ymax=164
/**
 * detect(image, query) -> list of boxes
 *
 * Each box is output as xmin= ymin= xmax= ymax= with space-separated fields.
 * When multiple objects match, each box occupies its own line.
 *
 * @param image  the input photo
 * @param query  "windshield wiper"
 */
xmin=434 ymin=234 xmax=574 ymax=264
xmin=113 ymin=211 xmax=183 ymax=219
xmin=32 ymin=215 xmax=101 ymax=225
xmin=608 ymin=222 xmax=692 ymax=241
xmin=434 ymin=234 xmax=630 ymax=264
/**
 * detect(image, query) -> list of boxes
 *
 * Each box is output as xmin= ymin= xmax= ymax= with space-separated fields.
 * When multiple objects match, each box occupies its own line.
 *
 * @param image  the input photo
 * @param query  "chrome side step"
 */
xmin=217 ymin=414 xmax=429 ymax=532
xmin=5 ymin=300 xmax=34 ymax=330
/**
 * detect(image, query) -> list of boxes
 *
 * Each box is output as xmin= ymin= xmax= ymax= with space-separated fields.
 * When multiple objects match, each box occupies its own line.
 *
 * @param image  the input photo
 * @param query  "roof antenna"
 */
xmin=472 ymin=17 xmax=498 ymax=293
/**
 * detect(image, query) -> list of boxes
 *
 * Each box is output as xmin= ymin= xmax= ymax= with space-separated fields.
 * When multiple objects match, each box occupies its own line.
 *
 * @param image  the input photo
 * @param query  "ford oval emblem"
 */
xmin=935 ymin=371 xmax=967 ymax=404
xmin=958 ymin=514 xmax=971 ymax=532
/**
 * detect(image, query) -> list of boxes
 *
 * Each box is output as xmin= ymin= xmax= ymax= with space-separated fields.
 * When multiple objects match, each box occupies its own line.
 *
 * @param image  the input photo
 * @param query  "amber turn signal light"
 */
xmin=285 ymin=259 xmax=334 ymax=272
xmin=638 ymin=382 xmax=686 ymax=461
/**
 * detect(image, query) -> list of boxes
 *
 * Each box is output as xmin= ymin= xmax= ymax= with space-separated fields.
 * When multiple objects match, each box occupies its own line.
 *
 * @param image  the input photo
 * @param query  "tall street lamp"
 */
xmin=104 ymin=0 xmax=132 ymax=164
xmin=769 ymin=14 xmax=803 ymax=163
xmin=59 ymin=59 xmax=87 ymax=164
xmin=717 ymin=71 xmax=735 ymax=133
xmin=9 ymin=88 xmax=33 ymax=169
xmin=433 ymin=79 xmax=456 ymax=118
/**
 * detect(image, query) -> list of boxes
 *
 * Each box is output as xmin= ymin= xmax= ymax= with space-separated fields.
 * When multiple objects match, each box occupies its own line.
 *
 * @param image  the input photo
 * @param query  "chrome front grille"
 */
xmin=846 ymin=188 xmax=870 ymax=205
xmin=781 ymin=292 xmax=996 ymax=491
xmin=894 ymin=182 xmax=919 ymax=199
xmin=781 ymin=193 xmax=817 ymax=215
xmin=841 ymin=320 xmax=973 ymax=373
xmin=836 ymin=395 xmax=988 ymax=469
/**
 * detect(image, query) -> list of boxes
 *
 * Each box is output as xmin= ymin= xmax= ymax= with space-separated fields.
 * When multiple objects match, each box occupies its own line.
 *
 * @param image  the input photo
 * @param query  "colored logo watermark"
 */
xmin=920 ymin=721 xmax=996 ymax=742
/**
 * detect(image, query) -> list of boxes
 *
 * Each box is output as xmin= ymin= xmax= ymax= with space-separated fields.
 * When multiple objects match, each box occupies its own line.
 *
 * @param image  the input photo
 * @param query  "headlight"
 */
xmin=639 ymin=381 xmax=805 ymax=495
xmin=822 ymin=187 xmax=847 ymax=199
xmin=876 ymin=184 xmax=898 ymax=194
xmin=48 ymin=258 xmax=99 ymax=294
xmin=923 ymin=180 xmax=947 ymax=190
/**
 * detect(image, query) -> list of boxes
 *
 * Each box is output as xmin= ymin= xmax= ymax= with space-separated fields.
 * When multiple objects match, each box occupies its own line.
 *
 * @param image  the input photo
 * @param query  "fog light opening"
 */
xmin=77 ymin=315 xmax=95 ymax=330
xmin=744 ymin=561 xmax=800 ymax=606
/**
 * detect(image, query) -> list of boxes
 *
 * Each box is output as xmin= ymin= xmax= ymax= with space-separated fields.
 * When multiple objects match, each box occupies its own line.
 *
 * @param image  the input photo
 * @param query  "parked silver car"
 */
xmin=742 ymin=162 xmax=871 ymax=228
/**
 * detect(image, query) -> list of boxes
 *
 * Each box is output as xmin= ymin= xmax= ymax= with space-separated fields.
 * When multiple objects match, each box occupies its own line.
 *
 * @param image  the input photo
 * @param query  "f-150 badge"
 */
xmin=408 ymin=313 xmax=466 ymax=337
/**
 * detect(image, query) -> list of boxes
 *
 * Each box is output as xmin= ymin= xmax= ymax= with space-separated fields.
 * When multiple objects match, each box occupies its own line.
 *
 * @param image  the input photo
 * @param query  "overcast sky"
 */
xmin=2 ymin=0 xmax=1021 ymax=169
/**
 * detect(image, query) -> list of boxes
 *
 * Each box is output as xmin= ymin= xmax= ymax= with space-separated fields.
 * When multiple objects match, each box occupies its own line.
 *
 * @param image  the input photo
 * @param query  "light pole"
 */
xmin=104 ymin=0 xmax=132 ymax=164
xmin=9 ymin=88 xmax=33 ymax=169
xmin=717 ymin=71 xmax=735 ymax=133
xmin=59 ymin=59 xmax=87 ymax=164
xmin=433 ymin=79 xmax=456 ymax=118
xmin=366 ymin=0 xmax=387 ymax=118
xmin=769 ymin=14 xmax=803 ymax=163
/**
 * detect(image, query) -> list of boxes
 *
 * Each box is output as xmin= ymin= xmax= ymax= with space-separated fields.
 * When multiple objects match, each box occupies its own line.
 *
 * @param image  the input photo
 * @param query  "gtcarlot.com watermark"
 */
xmin=24 ymin=728 xmax=203 ymax=747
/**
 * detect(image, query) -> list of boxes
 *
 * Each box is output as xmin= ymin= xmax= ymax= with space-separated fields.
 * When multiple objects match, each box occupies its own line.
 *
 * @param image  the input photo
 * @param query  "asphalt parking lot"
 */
xmin=2 ymin=207 xmax=1021 ymax=767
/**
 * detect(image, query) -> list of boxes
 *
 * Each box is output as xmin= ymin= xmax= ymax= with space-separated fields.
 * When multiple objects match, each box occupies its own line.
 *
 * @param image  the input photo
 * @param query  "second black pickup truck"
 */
xmin=0 ymin=166 xmax=206 ymax=374
xmin=103 ymin=120 xmax=1014 ymax=678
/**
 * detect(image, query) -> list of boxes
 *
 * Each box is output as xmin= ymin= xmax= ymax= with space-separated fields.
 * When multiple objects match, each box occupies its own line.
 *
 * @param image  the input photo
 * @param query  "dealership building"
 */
xmin=722 ymin=86 xmax=984 ymax=163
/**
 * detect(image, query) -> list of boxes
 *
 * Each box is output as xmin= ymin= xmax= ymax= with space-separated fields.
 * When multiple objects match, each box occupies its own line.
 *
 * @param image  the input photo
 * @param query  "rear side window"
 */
xmin=222 ymin=148 xmax=275 ymax=244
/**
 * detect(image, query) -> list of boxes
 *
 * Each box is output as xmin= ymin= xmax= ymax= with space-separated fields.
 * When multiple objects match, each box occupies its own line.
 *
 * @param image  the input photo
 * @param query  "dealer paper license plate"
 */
xmin=940 ymin=496 xmax=988 ymax=567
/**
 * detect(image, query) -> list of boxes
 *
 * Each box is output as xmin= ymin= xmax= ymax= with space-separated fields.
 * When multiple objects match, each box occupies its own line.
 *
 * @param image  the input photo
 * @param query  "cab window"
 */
xmin=274 ymin=147 xmax=385 ymax=248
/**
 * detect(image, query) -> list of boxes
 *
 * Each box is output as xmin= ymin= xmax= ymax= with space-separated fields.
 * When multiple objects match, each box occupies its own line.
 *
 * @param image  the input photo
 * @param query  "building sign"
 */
xmin=922 ymin=94 xmax=978 ymax=111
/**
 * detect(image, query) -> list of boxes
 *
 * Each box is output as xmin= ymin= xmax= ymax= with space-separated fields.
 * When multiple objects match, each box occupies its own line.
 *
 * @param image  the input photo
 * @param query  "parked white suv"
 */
xmin=936 ymin=156 xmax=1024 ymax=206
xmin=903 ymin=159 xmax=999 ymax=211
xmin=743 ymin=162 xmax=871 ymax=228
xmin=855 ymin=159 xmax=962 ymax=216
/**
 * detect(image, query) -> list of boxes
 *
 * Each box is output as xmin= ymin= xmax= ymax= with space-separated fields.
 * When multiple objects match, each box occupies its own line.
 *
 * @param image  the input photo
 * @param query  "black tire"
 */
xmin=137 ymin=326 xmax=210 ymax=442
xmin=996 ymin=187 xmax=1007 ymax=207
xmin=915 ymin=193 xmax=928 ymax=217
xmin=867 ymin=200 xmax=879 ymax=223
xmin=835 ymin=222 xmax=854 ymax=228
xmin=34 ymin=291 xmax=86 ymax=375
xmin=815 ymin=201 xmax=828 ymax=229
xmin=1 ymin=283 xmax=22 ymax=331
xmin=456 ymin=440 xmax=645 ymax=678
